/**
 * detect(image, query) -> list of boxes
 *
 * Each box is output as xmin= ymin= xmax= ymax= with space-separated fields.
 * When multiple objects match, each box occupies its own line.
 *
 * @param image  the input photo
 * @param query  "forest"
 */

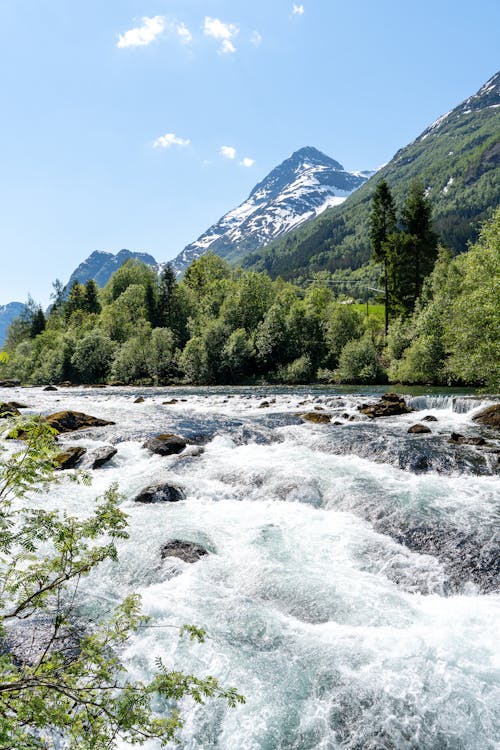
xmin=1 ymin=198 xmax=499 ymax=392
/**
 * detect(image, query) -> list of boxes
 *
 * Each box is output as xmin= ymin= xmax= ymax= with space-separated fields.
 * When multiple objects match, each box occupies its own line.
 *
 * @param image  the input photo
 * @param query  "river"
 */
xmin=4 ymin=385 xmax=500 ymax=749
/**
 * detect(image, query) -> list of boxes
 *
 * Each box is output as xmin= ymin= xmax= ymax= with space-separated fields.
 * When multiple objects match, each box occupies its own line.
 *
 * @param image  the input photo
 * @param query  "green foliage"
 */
xmin=336 ymin=333 xmax=386 ymax=384
xmin=71 ymin=330 xmax=116 ymax=383
xmin=324 ymin=303 xmax=363 ymax=367
xmin=0 ymin=419 xmax=244 ymax=747
xmin=276 ymin=354 xmax=313 ymax=384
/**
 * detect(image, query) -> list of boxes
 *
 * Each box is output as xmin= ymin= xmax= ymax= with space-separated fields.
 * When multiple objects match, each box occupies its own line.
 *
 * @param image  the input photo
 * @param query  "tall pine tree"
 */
xmin=369 ymin=180 xmax=397 ymax=334
xmin=401 ymin=180 xmax=438 ymax=303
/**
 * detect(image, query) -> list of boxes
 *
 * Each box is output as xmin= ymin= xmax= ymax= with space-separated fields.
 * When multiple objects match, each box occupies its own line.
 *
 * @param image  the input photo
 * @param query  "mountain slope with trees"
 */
xmin=241 ymin=71 xmax=500 ymax=283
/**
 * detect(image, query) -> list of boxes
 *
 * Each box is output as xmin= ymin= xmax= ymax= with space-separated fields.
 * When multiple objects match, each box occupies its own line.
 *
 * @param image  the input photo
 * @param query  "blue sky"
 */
xmin=1 ymin=0 xmax=499 ymax=305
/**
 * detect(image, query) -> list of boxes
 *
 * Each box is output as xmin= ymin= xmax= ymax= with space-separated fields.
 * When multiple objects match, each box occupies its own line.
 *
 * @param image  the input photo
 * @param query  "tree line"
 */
xmin=1 ymin=200 xmax=498 ymax=390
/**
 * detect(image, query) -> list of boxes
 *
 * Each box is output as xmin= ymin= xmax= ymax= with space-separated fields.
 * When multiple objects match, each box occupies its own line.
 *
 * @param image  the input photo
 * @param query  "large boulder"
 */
xmin=134 ymin=483 xmax=185 ymax=503
xmin=54 ymin=446 xmax=87 ymax=470
xmin=0 ymin=379 xmax=20 ymax=387
xmin=300 ymin=412 xmax=331 ymax=424
xmin=448 ymin=432 xmax=487 ymax=446
xmin=45 ymin=411 xmax=115 ymax=434
xmin=358 ymin=393 xmax=413 ymax=418
xmin=160 ymin=540 xmax=209 ymax=563
xmin=472 ymin=404 xmax=500 ymax=431
xmin=43 ymin=385 xmax=58 ymax=391
xmin=143 ymin=433 xmax=187 ymax=456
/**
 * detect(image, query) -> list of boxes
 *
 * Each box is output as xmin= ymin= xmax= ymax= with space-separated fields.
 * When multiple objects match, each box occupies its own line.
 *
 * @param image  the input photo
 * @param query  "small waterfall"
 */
xmin=408 ymin=395 xmax=494 ymax=413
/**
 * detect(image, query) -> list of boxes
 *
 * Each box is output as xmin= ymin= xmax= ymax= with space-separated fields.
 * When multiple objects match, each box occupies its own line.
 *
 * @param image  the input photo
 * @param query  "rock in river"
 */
xmin=160 ymin=540 xmax=209 ymax=563
xmin=0 ymin=402 xmax=21 ymax=418
xmin=54 ymin=446 xmax=87 ymax=470
xmin=301 ymin=412 xmax=331 ymax=424
xmin=85 ymin=445 xmax=117 ymax=469
xmin=472 ymin=404 xmax=500 ymax=430
xmin=143 ymin=433 xmax=187 ymax=456
xmin=134 ymin=484 xmax=185 ymax=503
xmin=359 ymin=393 xmax=413 ymax=418
xmin=7 ymin=410 xmax=115 ymax=439
xmin=408 ymin=424 xmax=432 ymax=434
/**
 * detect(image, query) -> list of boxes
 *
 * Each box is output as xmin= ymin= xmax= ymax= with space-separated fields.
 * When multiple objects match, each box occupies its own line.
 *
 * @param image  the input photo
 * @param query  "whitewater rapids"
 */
xmin=5 ymin=386 xmax=500 ymax=749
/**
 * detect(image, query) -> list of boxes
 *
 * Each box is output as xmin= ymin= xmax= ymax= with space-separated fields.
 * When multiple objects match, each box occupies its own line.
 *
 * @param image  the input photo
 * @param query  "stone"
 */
xmin=0 ymin=379 xmax=20 ymax=387
xmin=448 ymin=432 xmax=487 ymax=446
xmin=160 ymin=540 xmax=209 ymax=563
xmin=408 ymin=423 xmax=432 ymax=434
xmin=143 ymin=433 xmax=187 ymax=456
xmin=54 ymin=446 xmax=87 ymax=470
xmin=472 ymin=404 xmax=500 ymax=430
xmin=301 ymin=412 xmax=331 ymax=424
xmin=0 ymin=402 xmax=21 ymax=418
xmin=134 ymin=483 xmax=185 ymax=503
xmin=259 ymin=401 xmax=270 ymax=408
xmin=43 ymin=385 xmax=58 ymax=391
xmin=358 ymin=393 xmax=413 ymax=418
xmin=422 ymin=415 xmax=438 ymax=422
xmin=162 ymin=399 xmax=178 ymax=405
xmin=87 ymin=445 xmax=117 ymax=469
xmin=45 ymin=411 xmax=115 ymax=434
xmin=134 ymin=396 xmax=145 ymax=404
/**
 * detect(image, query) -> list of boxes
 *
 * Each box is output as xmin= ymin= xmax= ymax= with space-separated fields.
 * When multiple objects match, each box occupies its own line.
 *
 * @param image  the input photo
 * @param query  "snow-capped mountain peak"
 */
xmin=172 ymin=147 xmax=369 ymax=274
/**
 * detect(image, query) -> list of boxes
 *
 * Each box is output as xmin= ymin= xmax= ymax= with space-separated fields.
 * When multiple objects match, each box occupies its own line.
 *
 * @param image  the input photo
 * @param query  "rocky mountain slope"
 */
xmin=0 ymin=302 xmax=26 ymax=347
xmin=242 ymin=71 xmax=500 ymax=282
xmin=172 ymin=147 xmax=370 ymax=274
xmin=65 ymin=249 xmax=158 ymax=290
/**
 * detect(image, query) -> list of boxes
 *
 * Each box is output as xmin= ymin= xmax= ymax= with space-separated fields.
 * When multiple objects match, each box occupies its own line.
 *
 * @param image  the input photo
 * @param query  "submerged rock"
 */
xmin=54 ymin=446 xmax=87 ymax=470
xmin=422 ymin=415 xmax=438 ymax=422
xmin=472 ymin=404 xmax=500 ymax=430
xmin=43 ymin=385 xmax=58 ymax=391
xmin=301 ymin=412 xmax=331 ymax=424
xmin=0 ymin=379 xmax=20 ymax=387
xmin=259 ymin=401 xmax=270 ymax=408
xmin=134 ymin=396 xmax=145 ymax=404
xmin=448 ymin=432 xmax=487 ymax=446
xmin=160 ymin=540 xmax=209 ymax=563
xmin=134 ymin=483 xmax=185 ymax=503
xmin=408 ymin=424 xmax=432 ymax=434
xmin=143 ymin=433 xmax=187 ymax=456
xmin=358 ymin=393 xmax=413 ymax=418
xmin=163 ymin=399 xmax=178 ymax=405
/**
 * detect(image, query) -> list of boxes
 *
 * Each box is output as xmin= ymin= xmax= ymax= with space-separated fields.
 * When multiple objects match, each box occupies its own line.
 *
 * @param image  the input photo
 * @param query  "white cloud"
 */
xmin=176 ymin=22 xmax=192 ymax=44
xmin=220 ymin=145 xmax=236 ymax=160
xmin=240 ymin=157 xmax=255 ymax=167
xmin=117 ymin=16 xmax=165 ymax=48
xmin=292 ymin=4 xmax=305 ymax=15
xmin=153 ymin=133 xmax=190 ymax=149
xmin=219 ymin=39 xmax=236 ymax=54
xmin=250 ymin=30 xmax=262 ymax=46
xmin=204 ymin=16 xmax=239 ymax=54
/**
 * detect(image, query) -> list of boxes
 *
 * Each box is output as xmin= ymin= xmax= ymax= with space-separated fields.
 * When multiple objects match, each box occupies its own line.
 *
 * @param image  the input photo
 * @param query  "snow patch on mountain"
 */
xmin=172 ymin=147 xmax=369 ymax=274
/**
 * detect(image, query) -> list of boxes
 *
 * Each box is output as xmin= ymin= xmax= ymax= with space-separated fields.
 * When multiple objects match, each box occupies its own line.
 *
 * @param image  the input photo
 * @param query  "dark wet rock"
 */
xmin=43 ymin=385 xmax=58 ymax=391
xmin=0 ymin=379 xmax=20 ymax=387
xmin=143 ymin=433 xmax=187 ymax=456
xmin=422 ymin=415 xmax=438 ymax=422
xmin=408 ymin=423 xmax=432 ymax=434
xmin=2 ymin=617 xmax=81 ymax=668
xmin=8 ymin=410 xmax=115 ymax=439
xmin=259 ymin=401 xmax=270 ymax=408
xmin=301 ymin=412 xmax=331 ymax=424
xmin=46 ymin=411 xmax=115 ymax=434
xmin=160 ymin=540 xmax=209 ymax=563
xmin=134 ymin=483 xmax=185 ymax=503
xmin=358 ymin=393 xmax=413 ymax=418
xmin=86 ymin=445 xmax=117 ymax=469
xmin=163 ymin=399 xmax=178 ymax=405
xmin=314 ymin=405 xmax=325 ymax=411
xmin=54 ymin=446 xmax=87 ymax=470
xmin=448 ymin=432 xmax=487 ymax=446
xmin=472 ymin=404 xmax=500 ymax=430
xmin=0 ymin=402 xmax=21 ymax=418
xmin=134 ymin=396 xmax=145 ymax=403
xmin=58 ymin=381 xmax=74 ymax=387
xmin=333 ymin=421 xmax=343 ymax=426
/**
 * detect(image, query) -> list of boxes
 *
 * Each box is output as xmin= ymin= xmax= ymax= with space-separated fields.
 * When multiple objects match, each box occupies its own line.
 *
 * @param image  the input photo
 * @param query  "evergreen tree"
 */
xmin=64 ymin=281 xmax=85 ymax=320
xmin=50 ymin=278 xmax=66 ymax=317
xmin=401 ymin=180 xmax=438 ymax=302
xmin=29 ymin=306 xmax=46 ymax=338
xmin=83 ymin=278 xmax=101 ymax=314
xmin=369 ymin=180 xmax=396 ymax=334
xmin=157 ymin=264 xmax=177 ymax=328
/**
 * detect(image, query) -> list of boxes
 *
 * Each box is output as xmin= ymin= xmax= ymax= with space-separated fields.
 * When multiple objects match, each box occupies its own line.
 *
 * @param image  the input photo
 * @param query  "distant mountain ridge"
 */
xmin=66 ymin=249 xmax=158 ymax=290
xmin=172 ymin=147 xmax=370 ymax=274
xmin=0 ymin=302 xmax=26 ymax=347
xmin=242 ymin=71 xmax=500 ymax=281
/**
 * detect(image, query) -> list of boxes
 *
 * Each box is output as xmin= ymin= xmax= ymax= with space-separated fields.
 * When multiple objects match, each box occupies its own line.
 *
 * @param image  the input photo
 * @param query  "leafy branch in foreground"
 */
xmin=0 ymin=419 xmax=244 ymax=749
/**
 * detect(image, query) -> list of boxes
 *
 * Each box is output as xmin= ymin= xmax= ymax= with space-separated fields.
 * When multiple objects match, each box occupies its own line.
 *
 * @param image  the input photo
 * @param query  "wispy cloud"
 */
xmin=153 ymin=133 xmax=190 ymax=149
xmin=117 ymin=16 xmax=165 ymax=48
xmin=240 ymin=157 xmax=255 ymax=167
xmin=176 ymin=22 xmax=192 ymax=44
xmin=250 ymin=30 xmax=262 ymax=46
xmin=220 ymin=145 xmax=236 ymax=160
xmin=204 ymin=17 xmax=239 ymax=54
xmin=292 ymin=4 xmax=305 ymax=15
